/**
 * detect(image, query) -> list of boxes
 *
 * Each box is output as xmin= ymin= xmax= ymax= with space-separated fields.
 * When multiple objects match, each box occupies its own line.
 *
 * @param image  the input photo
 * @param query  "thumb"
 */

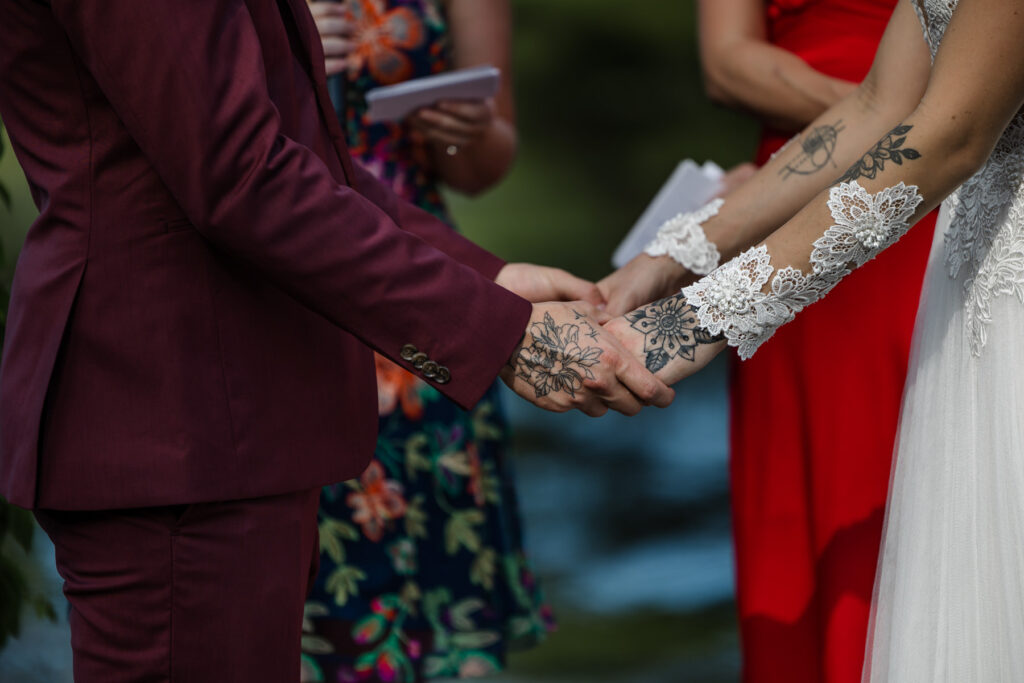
xmin=603 ymin=290 xmax=638 ymax=318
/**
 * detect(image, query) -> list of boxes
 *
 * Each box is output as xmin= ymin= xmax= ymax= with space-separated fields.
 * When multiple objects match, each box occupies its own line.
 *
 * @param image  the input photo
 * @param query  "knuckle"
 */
xmin=638 ymin=381 xmax=659 ymax=403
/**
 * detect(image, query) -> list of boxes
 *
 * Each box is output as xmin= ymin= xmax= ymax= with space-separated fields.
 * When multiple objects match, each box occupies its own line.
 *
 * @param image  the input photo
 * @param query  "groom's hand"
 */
xmin=596 ymin=254 xmax=693 ymax=317
xmin=496 ymin=263 xmax=605 ymax=306
xmin=500 ymin=302 xmax=675 ymax=417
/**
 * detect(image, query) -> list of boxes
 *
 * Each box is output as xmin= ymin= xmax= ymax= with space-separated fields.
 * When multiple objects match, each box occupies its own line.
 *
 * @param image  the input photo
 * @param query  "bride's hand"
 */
xmin=597 ymin=254 xmax=695 ymax=317
xmin=603 ymin=292 xmax=727 ymax=386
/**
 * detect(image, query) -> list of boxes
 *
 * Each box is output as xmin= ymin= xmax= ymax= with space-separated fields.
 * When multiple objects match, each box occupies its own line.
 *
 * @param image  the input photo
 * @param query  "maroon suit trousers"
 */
xmin=35 ymin=489 xmax=321 ymax=682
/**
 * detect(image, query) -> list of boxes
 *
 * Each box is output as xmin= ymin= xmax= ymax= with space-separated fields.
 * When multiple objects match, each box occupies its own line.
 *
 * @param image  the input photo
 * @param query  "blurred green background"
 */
xmin=451 ymin=1 xmax=757 ymax=279
xmin=0 ymin=1 xmax=760 ymax=681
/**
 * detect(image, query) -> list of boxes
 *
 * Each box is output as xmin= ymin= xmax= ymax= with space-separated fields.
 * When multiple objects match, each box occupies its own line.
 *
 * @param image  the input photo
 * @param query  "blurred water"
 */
xmin=0 ymin=527 xmax=73 ymax=683
xmin=505 ymin=356 xmax=733 ymax=613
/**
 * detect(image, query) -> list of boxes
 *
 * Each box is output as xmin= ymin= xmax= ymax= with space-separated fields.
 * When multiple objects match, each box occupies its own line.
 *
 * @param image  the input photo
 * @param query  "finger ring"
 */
xmin=445 ymin=145 xmax=458 ymax=156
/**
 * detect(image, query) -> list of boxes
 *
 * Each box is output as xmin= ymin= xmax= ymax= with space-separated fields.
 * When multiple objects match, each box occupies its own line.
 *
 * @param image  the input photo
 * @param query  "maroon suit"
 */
xmin=0 ymin=0 xmax=530 ymax=679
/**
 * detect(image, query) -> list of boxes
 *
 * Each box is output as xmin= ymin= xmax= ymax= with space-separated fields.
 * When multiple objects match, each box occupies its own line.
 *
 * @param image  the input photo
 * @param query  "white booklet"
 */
xmin=612 ymin=160 xmax=724 ymax=268
xmin=365 ymin=65 xmax=501 ymax=123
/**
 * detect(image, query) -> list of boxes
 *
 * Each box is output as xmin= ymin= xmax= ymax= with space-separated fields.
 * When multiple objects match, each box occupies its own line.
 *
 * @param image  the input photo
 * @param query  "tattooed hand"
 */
xmin=597 ymin=254 xmax=695 ymax=317
xmin=500 ymin=302 xmax=675 ymax=417
xmin=604 ymin=293 xmax=727 ymax=386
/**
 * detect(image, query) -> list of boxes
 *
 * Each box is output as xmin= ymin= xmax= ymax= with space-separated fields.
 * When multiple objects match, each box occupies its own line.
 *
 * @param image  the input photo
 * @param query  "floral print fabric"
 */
xmin=338 ymin=0 xmax=451 ymax=220
xmin=301 ymin=2 xmax=552 ymax=681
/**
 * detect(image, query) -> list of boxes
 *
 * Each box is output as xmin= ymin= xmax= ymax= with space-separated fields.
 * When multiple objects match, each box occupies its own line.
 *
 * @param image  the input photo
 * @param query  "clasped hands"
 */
xmin=495 ymin=256 xmax=725 ymax=417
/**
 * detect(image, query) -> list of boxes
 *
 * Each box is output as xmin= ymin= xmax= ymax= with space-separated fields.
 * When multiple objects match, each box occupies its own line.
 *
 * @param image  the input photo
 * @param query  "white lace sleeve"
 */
xmin=682 ymin=181 xmax=924 ymax=359
xmin=643 ymin=199 xmax=723 ymax=275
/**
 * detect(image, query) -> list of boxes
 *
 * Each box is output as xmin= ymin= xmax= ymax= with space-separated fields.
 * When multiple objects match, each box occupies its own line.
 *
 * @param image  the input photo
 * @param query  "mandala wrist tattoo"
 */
xmin=515 ymin=311 xmax=603 ymax=398
xmin=835 ymin=123 xmax=921 ymax=184
xmin=780 ymin=120 xmax=844 ymax=180
xmin=625 ymin=293 xmax=723 ymax=372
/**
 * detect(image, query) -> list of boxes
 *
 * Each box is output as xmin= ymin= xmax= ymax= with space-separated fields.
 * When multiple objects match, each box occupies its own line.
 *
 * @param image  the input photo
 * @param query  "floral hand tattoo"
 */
xmin=515 ymin=311 xmax=603 ymax=398
xmin=625 ymin=293 xmax=722 ymax=372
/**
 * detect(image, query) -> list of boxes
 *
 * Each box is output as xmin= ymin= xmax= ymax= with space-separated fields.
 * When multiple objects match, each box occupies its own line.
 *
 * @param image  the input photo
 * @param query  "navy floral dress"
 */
xmin=300 ymin=2 xmax=553 ymax=681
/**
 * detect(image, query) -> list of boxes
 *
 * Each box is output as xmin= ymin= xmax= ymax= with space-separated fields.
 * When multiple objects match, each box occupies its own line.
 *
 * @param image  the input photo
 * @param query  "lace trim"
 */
xmin=910 ymin=0 xmax=957 ymax=60
xmin=683 ymin=181 xmax=923 ymax=359
xmin=644 ymin=199 xmax=723 ymax=275
xmin=944 ymin=115 xmax=1024 ymax=355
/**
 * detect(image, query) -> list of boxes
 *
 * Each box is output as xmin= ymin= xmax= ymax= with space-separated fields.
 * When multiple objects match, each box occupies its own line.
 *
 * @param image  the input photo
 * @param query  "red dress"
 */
xmin=730 ymin=1 xmax=937 ymax=681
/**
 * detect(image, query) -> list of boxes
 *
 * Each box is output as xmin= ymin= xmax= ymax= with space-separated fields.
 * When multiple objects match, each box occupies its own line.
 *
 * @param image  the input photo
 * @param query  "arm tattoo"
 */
xmin=835 ymin=124 xmax=921 ymax=184
xmin=514 ymin=311 xmax=603 ymax=398
xmin=625 ymin=293 xmax=722 ymax=372
xmin=779 ymin=120 xmax=845 ymax=180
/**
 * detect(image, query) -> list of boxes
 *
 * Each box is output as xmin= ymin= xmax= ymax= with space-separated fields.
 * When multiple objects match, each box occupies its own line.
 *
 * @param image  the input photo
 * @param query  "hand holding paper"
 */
xmin=364 ymin=65 xmax=500 ymax=122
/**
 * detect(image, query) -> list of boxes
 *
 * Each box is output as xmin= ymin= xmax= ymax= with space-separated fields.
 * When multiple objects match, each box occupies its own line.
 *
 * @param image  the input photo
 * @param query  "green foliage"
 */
xmin=0 ymin=499 xmax=57 ymax=651
xmin=443 ymin=508 xmax=484 ymax=555
xmin=450 ymin=0 xmax=758 ymax=281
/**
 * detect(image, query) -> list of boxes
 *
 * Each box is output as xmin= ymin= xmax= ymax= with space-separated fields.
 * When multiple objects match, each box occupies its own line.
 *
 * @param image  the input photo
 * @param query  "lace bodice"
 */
xmin=912 ymin=0 xmax=1024 ymax=355
xmin=910 ymin=0 xmax=956 ymax=60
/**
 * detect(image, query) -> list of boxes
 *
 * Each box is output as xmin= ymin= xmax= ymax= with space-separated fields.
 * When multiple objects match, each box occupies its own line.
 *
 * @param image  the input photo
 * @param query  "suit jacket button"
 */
xmin=410 ymin=352 xmax=428 ymax=369
xmin=400 ymin=344 xmax=418 ymax=361
xmin=422 ymin=360 xmax=439 ymax=379
xmin=435 ymin=366 xmax=451 ymax=384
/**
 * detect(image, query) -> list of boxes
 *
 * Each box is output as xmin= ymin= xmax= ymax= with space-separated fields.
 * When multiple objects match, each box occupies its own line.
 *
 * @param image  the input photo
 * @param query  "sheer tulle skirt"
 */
xmin=863 ymin=203 xmax=1024 ymax=681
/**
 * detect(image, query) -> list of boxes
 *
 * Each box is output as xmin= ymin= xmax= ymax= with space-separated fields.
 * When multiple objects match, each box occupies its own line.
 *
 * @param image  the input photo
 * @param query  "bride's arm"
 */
xmin=599 ymin=0 xmax=932 ymax=315
xmin=606 ymin=0 xmax=1024 ymax=382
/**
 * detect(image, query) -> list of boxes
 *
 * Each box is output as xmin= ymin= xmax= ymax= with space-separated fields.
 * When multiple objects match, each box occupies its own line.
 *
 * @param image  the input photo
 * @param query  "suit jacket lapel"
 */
xmin=277 ymin=0 xmax=357 ymax=184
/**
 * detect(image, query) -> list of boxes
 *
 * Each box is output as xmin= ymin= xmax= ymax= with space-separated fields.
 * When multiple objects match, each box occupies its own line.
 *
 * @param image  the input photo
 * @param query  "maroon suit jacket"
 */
xmin=0 ymin=0 xmax=531 ymax=510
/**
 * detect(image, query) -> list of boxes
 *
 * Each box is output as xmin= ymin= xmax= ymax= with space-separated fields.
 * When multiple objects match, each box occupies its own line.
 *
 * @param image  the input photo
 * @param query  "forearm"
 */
xmin=619 ymin=0 xmax=1024 ymax=378
xmin=758 ymin=107 xmax=975 ymax=277
xmin=704 ymin=40 xmax=854 ymax=131
xmin=681 ymin=0 xmax=934 ymax=267
xmin=702 ymin=82 xmax=919 ymax=260
xmin=643 ymin=83 xmax=917 ymax=287
xmin=429 ymin=117 xmax=517 ymax=195
xmin=680 ymin=102 xmax=987 ymax=366
xmin=605 ymin=0 xmax=932 ymax=317
xmin=617 ymin=101 xmax=991 ymax=383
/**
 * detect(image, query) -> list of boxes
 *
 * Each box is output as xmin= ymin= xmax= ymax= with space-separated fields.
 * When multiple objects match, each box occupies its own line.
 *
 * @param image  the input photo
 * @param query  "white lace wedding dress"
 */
xmin=862 ymin=1 xmax=1024 ymax=680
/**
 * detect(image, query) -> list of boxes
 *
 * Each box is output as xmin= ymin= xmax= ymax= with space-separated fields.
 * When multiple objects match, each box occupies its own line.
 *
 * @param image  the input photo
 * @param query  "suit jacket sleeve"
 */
xmin=346 ymin=158 xmax=507 ymax=280
xmin=50 ymin=0 xmax=530 ymax=409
